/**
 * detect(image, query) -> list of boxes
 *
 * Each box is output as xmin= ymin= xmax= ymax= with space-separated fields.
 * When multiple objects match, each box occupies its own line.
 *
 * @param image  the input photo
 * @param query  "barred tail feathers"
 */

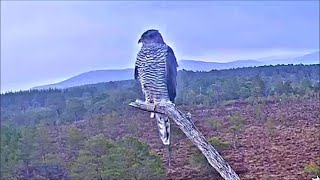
xmin=155 ymin=113 xmax=170 ymax=145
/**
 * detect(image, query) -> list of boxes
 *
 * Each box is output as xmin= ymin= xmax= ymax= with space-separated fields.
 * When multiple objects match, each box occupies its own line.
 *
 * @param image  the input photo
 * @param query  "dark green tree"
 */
xmin=70 ymin=134 xmax=114 ymax=180
xmin=65 ymin=98 xmax=86 ymax=122
xmin=107 ymin=136 xmax=166 ymax=179
xmin=45 ymin=93 xmax=66 ymax=118
xmin=0 ymin=124 xmax=22 ymax=179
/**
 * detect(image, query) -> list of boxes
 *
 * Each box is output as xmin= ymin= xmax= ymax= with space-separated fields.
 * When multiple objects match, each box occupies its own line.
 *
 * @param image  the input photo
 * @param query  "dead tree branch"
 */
xmin=129 ymin=99 xmax=240 ymax=180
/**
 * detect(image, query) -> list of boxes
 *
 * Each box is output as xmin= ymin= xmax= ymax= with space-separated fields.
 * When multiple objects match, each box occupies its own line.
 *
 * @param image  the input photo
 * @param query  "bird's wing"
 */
xmin=166 ymin=46 xmax=178 ymax=102
xmin=134 ymin=65 xmax=139 ymax=80
xmin=134 ymin=52 xmax=141 ymax=80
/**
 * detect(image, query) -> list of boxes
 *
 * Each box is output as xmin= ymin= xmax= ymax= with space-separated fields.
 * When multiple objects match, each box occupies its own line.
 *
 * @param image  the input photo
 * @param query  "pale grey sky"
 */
xmin=1 ymin=1 xmax=319 ymax=92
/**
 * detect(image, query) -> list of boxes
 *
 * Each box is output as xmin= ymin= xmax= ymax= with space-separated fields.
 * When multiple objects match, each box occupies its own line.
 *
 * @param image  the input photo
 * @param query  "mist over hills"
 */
xmin=32 ymin=69 xmax=134 ymax=90
xmin=261 ymin=51 xmax=319 ymax=65
xmin=177 ymin=59 xmax=264 ymax=71
xmin=32 ymin=51 xmax=319 ymax=90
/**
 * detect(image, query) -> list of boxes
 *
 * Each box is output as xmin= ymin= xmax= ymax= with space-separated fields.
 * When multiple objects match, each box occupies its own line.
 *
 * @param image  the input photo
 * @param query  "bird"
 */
xmin=134 ymin=29 xmax=178 ymax=166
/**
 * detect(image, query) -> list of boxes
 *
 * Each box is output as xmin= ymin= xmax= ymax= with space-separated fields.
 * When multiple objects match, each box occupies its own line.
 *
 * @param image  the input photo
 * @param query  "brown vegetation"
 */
xmin=129 ymin=98 xmax=319 ymax=179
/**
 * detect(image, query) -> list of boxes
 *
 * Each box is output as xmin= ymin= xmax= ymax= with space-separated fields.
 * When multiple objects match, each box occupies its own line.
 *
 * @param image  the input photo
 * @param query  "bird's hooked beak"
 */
xmin=138 ymin=38 xmax=142 ymax=44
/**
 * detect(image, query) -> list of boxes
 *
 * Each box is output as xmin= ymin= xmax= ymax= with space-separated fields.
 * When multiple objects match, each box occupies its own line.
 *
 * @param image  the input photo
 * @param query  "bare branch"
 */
xmin=129 ymin=99 xmax=240 ymax=180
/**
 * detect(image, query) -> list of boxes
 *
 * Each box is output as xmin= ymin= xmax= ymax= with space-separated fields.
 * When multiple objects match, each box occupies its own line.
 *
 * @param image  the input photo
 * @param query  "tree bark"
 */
xmin=129 ymin=99 xmax=240 ymax=180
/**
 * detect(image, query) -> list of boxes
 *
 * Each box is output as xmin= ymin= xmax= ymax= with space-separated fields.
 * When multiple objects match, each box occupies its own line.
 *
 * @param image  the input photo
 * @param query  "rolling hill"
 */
xmin=31 ymin=60 xmax=264 ymax=90
xmin=32 ymin=69 xmax=134 ymax=90
xmin=263 ymin=51 xmax=319 ymax=65
xmin=177 ymin=59 xmax=264 ymax=71
xmin=32 ymin=51 xmax=319 ymax=90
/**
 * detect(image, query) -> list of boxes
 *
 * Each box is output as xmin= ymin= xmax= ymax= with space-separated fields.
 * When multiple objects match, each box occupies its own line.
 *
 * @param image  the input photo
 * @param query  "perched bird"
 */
xmin=134 ymin=29 xmax=178 ymax=166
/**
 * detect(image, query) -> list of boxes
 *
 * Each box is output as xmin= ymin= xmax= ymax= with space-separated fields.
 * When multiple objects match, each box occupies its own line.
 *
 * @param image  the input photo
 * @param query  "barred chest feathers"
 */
xmin=136 ymin=44 xmax=169 ymax=103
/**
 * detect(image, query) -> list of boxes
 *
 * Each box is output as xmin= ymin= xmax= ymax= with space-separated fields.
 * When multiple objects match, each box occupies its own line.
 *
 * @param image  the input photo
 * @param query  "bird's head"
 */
xmin=138 ymin=29 xmax=164 ymax=45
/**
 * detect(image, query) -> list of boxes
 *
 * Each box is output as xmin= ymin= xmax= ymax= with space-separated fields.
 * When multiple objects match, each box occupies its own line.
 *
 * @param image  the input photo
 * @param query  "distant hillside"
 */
xmin=292 ymin=51 xmax=319 ymax=64
xmin=263 ymin=51 xmax=319 ymax=65
xmin=178 ymin=59 xmax=264 ymax=71
xmin=32 ymin=60 xmax=266 ymax=90
xmin=32 ymin=69 xmax=134 ymax=90
xmin=32 ymin=51 xmax=319 ymax=90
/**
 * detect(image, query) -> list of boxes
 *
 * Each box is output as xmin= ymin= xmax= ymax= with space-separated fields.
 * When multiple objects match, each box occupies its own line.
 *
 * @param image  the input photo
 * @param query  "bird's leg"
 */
xmin=146 ymin=96 xmax=156 ymax=118
xmin=153 ymin=99 xmax=175 ymax=117
xmin=150 ymin=102 xmax=157 ymax=118
xmin=159 ymin=98 xmax=169 ymax=106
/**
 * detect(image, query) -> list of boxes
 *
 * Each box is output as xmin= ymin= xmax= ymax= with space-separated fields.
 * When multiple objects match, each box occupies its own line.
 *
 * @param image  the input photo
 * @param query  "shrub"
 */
xmin=228 ymin=112 xmax=245 ymax=149
xmin=189 ymin=136 xmax=230 ymax=175
xmin=107 ymin=136 xmax=166 ymax=179
xmin=304 ymin=162 xmax=320 ymax=177
xmin=265 ymin=118 xmax=276 ymax=138
xmin=70 ymin=135 xmax=166 ymax=180
xmin=206 ymin=117 xmax=223 ymax=131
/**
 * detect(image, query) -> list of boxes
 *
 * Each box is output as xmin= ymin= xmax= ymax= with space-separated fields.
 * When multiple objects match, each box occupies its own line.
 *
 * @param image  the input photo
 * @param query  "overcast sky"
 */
xmin=1 ymin=1 xmax=319 ymax=92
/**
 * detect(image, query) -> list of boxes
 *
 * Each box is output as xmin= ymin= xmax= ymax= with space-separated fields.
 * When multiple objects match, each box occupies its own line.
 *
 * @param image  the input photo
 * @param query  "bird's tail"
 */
xmin=155 ymin=113 xmax=171 ymax=166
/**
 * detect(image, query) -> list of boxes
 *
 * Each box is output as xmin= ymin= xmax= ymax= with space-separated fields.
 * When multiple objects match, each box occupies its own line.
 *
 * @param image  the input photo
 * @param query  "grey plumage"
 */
xmin=135 ymin=29 xmax=178 ymax=165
